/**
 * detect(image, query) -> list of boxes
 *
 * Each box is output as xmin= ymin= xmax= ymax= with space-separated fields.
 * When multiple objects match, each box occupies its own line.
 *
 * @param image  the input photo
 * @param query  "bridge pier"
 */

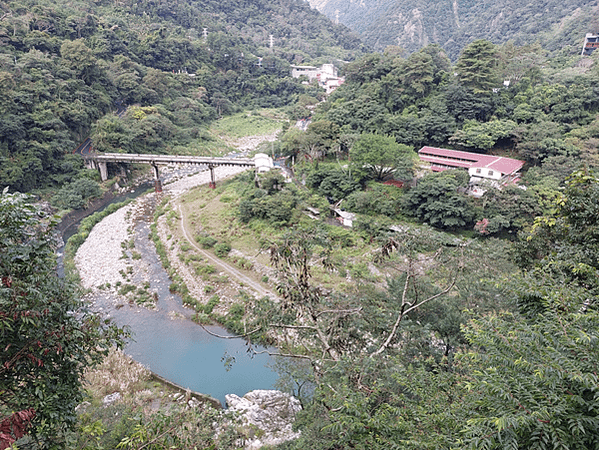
xmin=86 ymin=154 xmax=256 ymax=190
xmin=98 ymin=162 xmax=108 ymax=181
xmin=84 ymin=158 xmax=97 ymax=170
xmin=151 ymin=163 xmax=162 ymax=193
xmin=208 ymin=165 xmax=216 ymax=189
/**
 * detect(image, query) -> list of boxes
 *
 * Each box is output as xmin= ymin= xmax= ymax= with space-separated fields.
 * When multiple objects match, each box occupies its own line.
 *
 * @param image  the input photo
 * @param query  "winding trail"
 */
xmin=176 ymin=204 xmax=277 ymax=299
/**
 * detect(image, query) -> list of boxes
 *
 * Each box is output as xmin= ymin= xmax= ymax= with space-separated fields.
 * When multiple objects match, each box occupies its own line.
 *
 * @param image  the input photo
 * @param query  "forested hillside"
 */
xmin=311 ymin=0 xmax=599 ymax=58
xmin=274 ymin=39 xmax=599 ymax=236
xmin=0 ymin=0 xmax=366 ymax=192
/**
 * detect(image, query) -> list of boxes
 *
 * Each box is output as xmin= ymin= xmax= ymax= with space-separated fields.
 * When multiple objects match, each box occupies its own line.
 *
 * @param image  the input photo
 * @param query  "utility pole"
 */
xmin=335 ymin=10 xmax=339 ymax=24
xmin=269 ymin=34 xmax=274 ymax=52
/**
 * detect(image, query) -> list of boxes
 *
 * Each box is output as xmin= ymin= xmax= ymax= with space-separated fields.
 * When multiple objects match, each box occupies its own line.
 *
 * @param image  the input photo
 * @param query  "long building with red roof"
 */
xmin=418 ymin=146 xmax=525 ymax=196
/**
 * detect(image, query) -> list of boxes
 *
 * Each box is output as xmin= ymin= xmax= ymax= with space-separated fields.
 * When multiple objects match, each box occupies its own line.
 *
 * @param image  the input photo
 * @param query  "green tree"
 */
xmin=51 ymin=178 xmax=102 ymax=210
xmin=0 ymin=190 xmax=125 ymax=448
xmin=455 ymin=39 xmax=500 ymax=93
xmin=474 ymin=184 xmax=542 ymax=235
xmin=402 ymin=171 xmax=474 ymax=229
xmin=60 ymin=39 xmax=98 ymax=84
xmin=461 ymin=304 xmax=599 ymax=449
xmin=350 ymin=133 xmax=413 ymax=181
xmin=461 ymin=170 xmax=599 ymax=449
xmin=400 ymin=51 xmax=434 ymax=97
xmin=515 ymin=169 xmax=599 ymax=280
xmin=305 ymin=165 xmax=361 ymax=202
xmin=449 ymin=119 xmax=517 ymax=151
xmin=304 ymin=120 xmax=340 ymax=159
xmin=344 ymin=183 xmax=403 ymax=218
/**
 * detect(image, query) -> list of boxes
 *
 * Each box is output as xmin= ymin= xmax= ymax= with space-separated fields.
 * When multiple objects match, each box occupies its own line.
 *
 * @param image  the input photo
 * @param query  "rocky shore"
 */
xmin=75 ymin=165 xmax=248 ymax=289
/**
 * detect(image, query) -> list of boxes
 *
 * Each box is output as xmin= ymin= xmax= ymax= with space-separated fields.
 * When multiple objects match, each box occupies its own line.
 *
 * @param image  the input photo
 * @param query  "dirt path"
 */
xmin=176 ymin=204 xmax=278 ymax=300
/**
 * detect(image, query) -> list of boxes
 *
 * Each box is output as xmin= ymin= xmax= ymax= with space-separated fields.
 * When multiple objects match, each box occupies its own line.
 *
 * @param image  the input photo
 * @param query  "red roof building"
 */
xmin=418 ymin=147 xmax=523 ymax=178
xmin=418 ymin=146 xmax=525 ymax=196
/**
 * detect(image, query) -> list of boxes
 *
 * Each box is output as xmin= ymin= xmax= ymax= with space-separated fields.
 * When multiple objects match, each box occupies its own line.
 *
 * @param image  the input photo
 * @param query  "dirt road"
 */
xmin=176 ymin=204 xmax=277 ymax=299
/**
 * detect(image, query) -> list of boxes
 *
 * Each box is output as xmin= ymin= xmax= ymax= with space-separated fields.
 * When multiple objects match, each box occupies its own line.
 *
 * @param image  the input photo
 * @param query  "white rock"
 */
xmin=103 ymin=392 xmax=121 ymax=407
xmin=225 ymin=390 xmax=301 ymax=449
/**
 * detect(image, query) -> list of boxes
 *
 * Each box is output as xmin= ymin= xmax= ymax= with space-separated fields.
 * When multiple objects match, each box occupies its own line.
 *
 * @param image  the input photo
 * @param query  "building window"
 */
xmin=476 ymin=168 xmax=481 ymax=174
xmin=488 ymin=170 xmax=494 ymax=176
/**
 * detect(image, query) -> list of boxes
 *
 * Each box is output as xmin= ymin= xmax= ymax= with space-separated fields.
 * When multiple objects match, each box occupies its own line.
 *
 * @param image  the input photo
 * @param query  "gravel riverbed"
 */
xmin=75 ymin=165 xmax=251 ymax=290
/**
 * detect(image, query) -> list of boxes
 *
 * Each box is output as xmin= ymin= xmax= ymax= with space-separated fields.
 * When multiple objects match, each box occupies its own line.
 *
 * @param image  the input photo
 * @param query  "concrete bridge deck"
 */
xmin=88 ymin=153 xmax=255 ymax=166
xmin=85 ymin=152 xmax=268 ymax=191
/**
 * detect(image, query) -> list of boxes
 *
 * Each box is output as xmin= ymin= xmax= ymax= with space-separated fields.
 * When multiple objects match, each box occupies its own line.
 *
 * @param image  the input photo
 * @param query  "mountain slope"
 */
xmin=0 ymin=0 xmax=366 ymax=192
xmin=311 ymin=0 xmax=599 ymax=59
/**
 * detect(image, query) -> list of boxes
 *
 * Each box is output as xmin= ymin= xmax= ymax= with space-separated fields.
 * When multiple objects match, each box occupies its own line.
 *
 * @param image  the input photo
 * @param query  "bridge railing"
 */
xmin=87 ymin=153 xmax=256 ymax=167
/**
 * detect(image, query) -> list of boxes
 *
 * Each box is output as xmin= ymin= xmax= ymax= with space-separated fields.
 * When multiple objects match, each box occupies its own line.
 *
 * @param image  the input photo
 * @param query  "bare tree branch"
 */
xmin=270 ymin=324 xmax=319 ymax=331
xmin=315 ymin=307 xmax=362 ymax=318
xmin=197 ymin=323 xmax=262 ymax=339
xmin=250 ymin=348 xmax=324 ymax=362
xmin=371 ymin=259 xmax=460 ymax=357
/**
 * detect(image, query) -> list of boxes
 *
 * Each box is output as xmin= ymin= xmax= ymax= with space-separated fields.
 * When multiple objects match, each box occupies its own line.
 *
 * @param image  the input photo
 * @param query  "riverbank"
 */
xmin=75 ymin=165 xmax=250 ymax=290
xmin=72 ymin=156 xmax=284 ymax=393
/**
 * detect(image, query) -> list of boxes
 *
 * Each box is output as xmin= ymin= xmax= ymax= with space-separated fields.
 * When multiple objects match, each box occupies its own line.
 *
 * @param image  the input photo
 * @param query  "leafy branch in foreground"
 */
xmin=0 ymin=189 xmax=127 ymax=449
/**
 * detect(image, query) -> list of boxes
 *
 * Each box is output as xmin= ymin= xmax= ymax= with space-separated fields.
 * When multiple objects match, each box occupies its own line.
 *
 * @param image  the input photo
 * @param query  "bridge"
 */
xmin=85 ymin=153 xmax=269 ymax=191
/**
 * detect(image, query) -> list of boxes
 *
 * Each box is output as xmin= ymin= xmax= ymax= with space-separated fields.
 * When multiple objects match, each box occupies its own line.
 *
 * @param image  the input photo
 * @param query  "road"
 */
xmin=176 ymin=205 xmax=278 ymax=300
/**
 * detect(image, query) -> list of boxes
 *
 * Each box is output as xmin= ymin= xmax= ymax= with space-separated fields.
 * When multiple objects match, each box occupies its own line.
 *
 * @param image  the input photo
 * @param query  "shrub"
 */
xmin=193 ymin=312 xmax=212 ymax=324
xmin=228 ymin=303 xmax=245 ymax=321
xmin=306 ymin=166 xmax=361 ymax=202
xmin=196 ymin=235 xmax=217 ymax=248
xmin=231 ymin=256 xmax=254 ymax=270
xmin=344 ymin=183 xmax=403 ymax=218
xmin=118 ymin=284 xmax=136 ymax=295
xmin=214 ymin=242 xmax=231 ymax=258
xmin=196 ymin=264 xmax=216 ymax=275
xmin=51 ymin=178 xmax=102 ymax=210
xmin=204 ymin=295 xmax=220 ymax=314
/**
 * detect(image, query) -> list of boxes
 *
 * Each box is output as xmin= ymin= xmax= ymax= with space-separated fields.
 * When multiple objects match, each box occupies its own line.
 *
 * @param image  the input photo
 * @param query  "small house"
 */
xmin=254 ymin=153 xmax=274 ymax=173
xmin=582 ymin=34 xmax=599 ymax=56
xmin=332 ymin=208 xmax=355 ymax=227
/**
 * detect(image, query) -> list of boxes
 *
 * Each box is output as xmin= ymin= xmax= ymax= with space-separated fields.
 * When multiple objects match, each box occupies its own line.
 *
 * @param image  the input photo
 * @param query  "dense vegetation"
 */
xmin=165 ymin=164 xmax=599 ymax=450
xmin=314 ymin=0 xmax=599 ymax=59
xmin=232 ymin=39 xmax=599 ymax=448
xmin=0 ymin=0 xmax=365 ymax=193
xmin=272 ymin=40 xmax=599 ymax=235
xmin=0 ymin=190 xmax=125 ymax=448
xmin=3 ymin=0 xmax=599 ymax=446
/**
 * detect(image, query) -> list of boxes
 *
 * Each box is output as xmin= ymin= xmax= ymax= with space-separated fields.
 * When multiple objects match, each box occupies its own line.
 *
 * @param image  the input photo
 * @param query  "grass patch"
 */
xmin=118 ymin=284 xmax=137 ymax=296
xmin=195 ymin=264 xmax=216 ymax=276
xmin=210 ymin=110 xmax=283 ymax=138
xmin=229 ymin=255 xmax=254 ymax=271
xmin=196 ymin=235 xmax=217 ymax=248
xmin=204 ymin=295 xmax=220 ymax=314
xmin=214 ymin=242 xmax=231 ymax=258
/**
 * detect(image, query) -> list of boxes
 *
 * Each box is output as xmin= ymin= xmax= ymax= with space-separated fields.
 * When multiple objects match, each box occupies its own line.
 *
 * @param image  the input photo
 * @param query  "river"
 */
xmin=71 ymin=165 xmax=279 ymax=406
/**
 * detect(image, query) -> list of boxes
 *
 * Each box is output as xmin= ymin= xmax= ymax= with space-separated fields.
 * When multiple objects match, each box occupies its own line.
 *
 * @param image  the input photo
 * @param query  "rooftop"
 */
xmin=418 ymin=147 xmax=524 ymax=175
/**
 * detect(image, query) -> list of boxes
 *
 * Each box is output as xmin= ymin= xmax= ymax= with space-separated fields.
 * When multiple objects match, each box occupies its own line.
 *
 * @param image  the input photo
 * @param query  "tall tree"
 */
xmin=402 ymin=170 xmax=474 ymax=229
xmin=349 ymin=133 xmax=413 ymax=181
xmin=0 ymin=190 xmax=125 ymax=448
xmin=455 ymin=39 xmax=500 ymax=94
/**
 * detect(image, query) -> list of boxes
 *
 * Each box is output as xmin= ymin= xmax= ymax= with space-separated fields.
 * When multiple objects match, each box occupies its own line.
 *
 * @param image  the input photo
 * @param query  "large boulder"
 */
xmin=225 ymin=389 xmax=301 ymax=449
